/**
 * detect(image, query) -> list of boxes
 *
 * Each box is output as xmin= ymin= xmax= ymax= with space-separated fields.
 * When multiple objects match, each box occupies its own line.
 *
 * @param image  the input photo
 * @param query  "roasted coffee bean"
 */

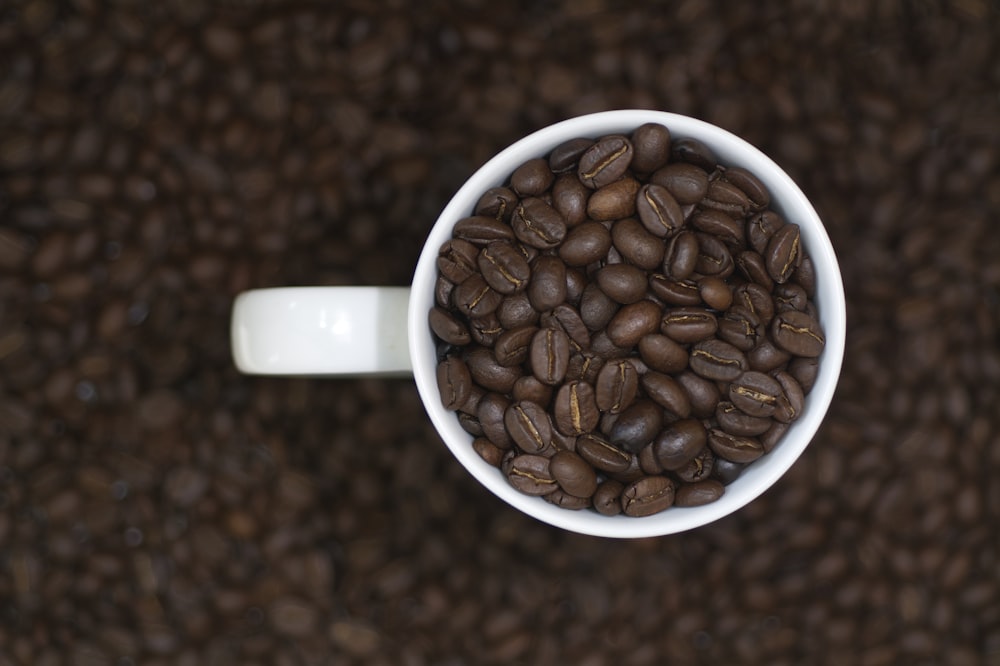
xmin=630 ymin=122 xmax=672 ymax=173
xmin=577 ymin=432 xmax=632 ymax=474
xmin=550 ymin=449 xmax=598 ymax=498
xmin=544 ymin=488 xmax=591 ymax=509
xmin=698 ymin=276 xmax=732 ymax=311
xmin=765 ymin=222 xmax=802 ymax=284
xmin=774 ymin=282 xmax=808 ymax=312
xmin=505 ymin=454 xmax=558 ymax=495
xmin=788 ymin=356 xmax=819 ymax=394
xmin=458 ymin=384 xmax=485 ymax=415
xmin=639 ymin=443 xmax=665 ymax=474
xmin=592 ymin=479 xmax=625 ymax=516
xmin=653 ymin=419 xmax=706 ymax=470
xmin=691 ymin=208 xmax=744 ymax=247
xmin=565 ymin=267 xmax=587 ymax=305
xmin=689 ymin=339 xmax=749 ymax=381
xmin=735 ymin=250 xmax=775 ymax=292
xmin=453 ymin=274 xmax=503 ymax=318
xmin=675 ymin=447 xmax=715 ymax=483
xmin=436 ymin=356 xmax=472 ymax=410
xmin=504 ymin=401 xmax=553 ymax=454
xmin=771 ymin=309 xmax=825 ymax=357
xmin=596 ymin=263 xmax=648 ymax=304
xmin=541 ymin=304 xmax=590 ymax=350
xmin=729 ymin=371 xmax=783 ymax=417
xmin=529 ymin=327 xmax=571 ymax=386
xmin=773 ymin=370 xmax=806 ymax=423
xmin=701 ymin=179 xmax=752 ymax=219
xmin=497 ymin=292 xmax=540 ymax=329
xmin=708 ymin=429 xmax=765 ymax=464
xmin=636 ymin=183 xmax=684 ymax=237
xmin=473 ymin=436 xmax=506 ymax=467
xmin=676 ymin=371 xmax=723 ymax=419
xmin=650 ymin=162 xmax=710 ymax=205
xmin=747 ymin=209 xmax=786 ymax=255
xmin=621 ymin=475 xmax=675 ymax=517
xmin=494 ymin=326 xmax=537 ymax=367
xmin=733 ymin=282 xmax=776 ymax=324
xmin=510 ymin=157 xmax=554 ymax=196
xmin=566 ymin=351 xmax=604 ymax=384
xmin=760 ymin=420 xmax=790 ymax=453
xmin=674 ymin=479 xmax=725 ymax=507
xmin=610 ymin=217 xmax=664 ymax=270
xmin=469 ymin=313 xmax=503 ymax=346
xmin=578 ymin=134 xmax=633 ymax=188
xmin=712 ymin=458 xmax=746 ymax=485
xmin=792 ymin=255 xmax=817 ymax=298
xmin=435 ymin=275 xmax=455 ymax=308
xmin=511 ymin=197 xmax=567 ymax=249
xmin=511 ymin=376 xmax=553 ymax=407
xmin=549 ymin=137 xmax=595 ymax=173
xmin=587 ymin=176 xmax=640 ymax=221
xmin=660 ymin=307 xmax=718 ymax=343
xmin=478 ymin=241 xmax=530 ymax=294
xmin=559 ymin=221 xmax=613 ymax=266
xmin=429 ymin=306 xmax=471 ymax=346
xmin=694 ymin=232 xmax=735 ymax=277
xmin=527 ymin=255 xmax=568 ymax=312
xmin=641 ymin=372 xmax=692 ymax=418
xmin=670 ymin=137 xmax=717 ymax=171
xmin=649 ymin=274 xmax=702 ymax=306
xmin=478 ymin=392 xmax=513 ymax=448
xmin=607 ymin=299 xmax=662 ymax=348
xmin=747 ymin=339 xmax=792 ymax=372
xmin=716 ymin=401 xmax=772 ymax=436
xmin=552 ymin=172 xmax=591 ymax=226
xmin=454 ymin=215 xmax=517 ymax=244
xmin=437 ymin=238 xmax=480 ymax=284
xmin=553 ymin=381 xmax=599 ymax=436
xmin=475 ymin=186 xmax=519 ymax=221
xmin=723 ymin=166 xmax=770 ymax=209
xmin=465 ymin=346 xmax=522 ymax=393
xmin=594 ymin=358 xmax=640 ymax=414
xmin=551 ymin=426 xmax=578 ymax=452
xmin=580 ymin=282 xmax=620 ymax=331
xmin=459 ymin=412 xmax=484 ymax=436
xmin=590 ymin=330 xmax=631 ymax=360
xmin=663 ymin=229 xmax=699 ymax=279
xmin=637 ymin=333 xmax=688 ymax=374
xmin=609 ymin=399 xmax=663 ymax=453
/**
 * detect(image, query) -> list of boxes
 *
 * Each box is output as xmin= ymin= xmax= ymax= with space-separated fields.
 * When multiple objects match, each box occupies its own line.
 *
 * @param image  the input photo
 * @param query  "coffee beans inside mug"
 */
xmin=431 ymin=123 xmax=825 ymax=517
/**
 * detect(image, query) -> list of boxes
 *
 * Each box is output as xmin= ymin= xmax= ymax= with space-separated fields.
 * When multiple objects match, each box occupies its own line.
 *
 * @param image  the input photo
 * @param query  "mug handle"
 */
xmin=230 ymin=287 xmax=413 ymax=376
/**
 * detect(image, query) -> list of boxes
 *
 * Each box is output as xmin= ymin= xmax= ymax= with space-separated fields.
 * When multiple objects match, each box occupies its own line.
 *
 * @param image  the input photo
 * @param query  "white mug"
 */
xmin=231 ymin=110 xmax=846 ymax=538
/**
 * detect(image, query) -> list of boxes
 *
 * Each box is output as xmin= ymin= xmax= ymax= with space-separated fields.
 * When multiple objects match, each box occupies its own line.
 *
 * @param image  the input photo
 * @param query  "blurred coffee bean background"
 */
xmin=1 ymin=1 xmax=999 ymax=664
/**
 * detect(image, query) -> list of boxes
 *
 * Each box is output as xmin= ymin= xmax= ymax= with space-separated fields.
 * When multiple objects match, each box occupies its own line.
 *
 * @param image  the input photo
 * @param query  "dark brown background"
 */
xmin=2 ymin=1 xmax=999 ymax=664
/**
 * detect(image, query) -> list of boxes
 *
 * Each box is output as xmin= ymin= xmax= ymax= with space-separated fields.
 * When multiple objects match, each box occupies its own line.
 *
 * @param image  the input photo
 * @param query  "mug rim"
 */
xmin=408 ymin=109 xmax=846 ymax=538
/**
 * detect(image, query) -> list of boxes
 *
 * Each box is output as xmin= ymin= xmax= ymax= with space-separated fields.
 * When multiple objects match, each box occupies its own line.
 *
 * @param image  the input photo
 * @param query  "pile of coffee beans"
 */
xmin=431 ymin=123 xmax=824 ymax=516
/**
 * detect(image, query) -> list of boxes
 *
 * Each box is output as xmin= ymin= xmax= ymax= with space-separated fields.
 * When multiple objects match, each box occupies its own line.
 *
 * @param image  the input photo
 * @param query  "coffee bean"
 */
xmin=691 ymin=208 xmax=744 ymax=247
xmin=580 ymin=282 xmax=620 ymax=331
xmin=454 ymin=215 xmax=517 ymax=245
xmin=674 ymin=479 xmax=725 ymax=507
xmin=511 ymin=376 xmax=553 ymax=407
xmin=594 ymin=358 xmax=639 ymax=414
xmin=608 ymin=399 xmax=662 ymax=453
xmin=760 ymin=420 xmax=790 ymax=453
xmin=566 ymin=350 xmax=604 ymax=384
xmin=510 ymin=157 xmax=554 ymax=197
xmin=637 ymin=333 xmax=688 ymax=374
xmin=494 ymin=326 xmax=537 ymax=367
xmin=478 ymin=241 xmax=530 ymax=294
xmin=544 ymin=488 xmax=591 ymax=509
xmin=435 ymin=275 xmax=455 ymax=308
xmin=473 ymin=437 xmax=506 ymax=467
xmin=712 ymin=458 xmax=746 ymax=485
xmin=676 ymin=371 xmax=722 ymax=419
xmin=596 ymin=263 xmax=648 ymax=304
xmin=504 ymin=401 xmax=553 ymax=454
xmin=698 ymin=276 xmax=733 ymax=311
xmin=459 ymin=412 xmax=485 ymax=436
xmin=747 ymin=339 xmax=792 ymax=372
xmin=660 ymin=307 xmax=718 ymax=343
xmin=454 ymin=274 xmax=504 ymax=318
xmin=636 ymin=184 xmax=684 ymax=237
xmin=465 ymin=346 xmax=522 ymax=393
xmin=733 ymin=282 xmax=776 ymax=324
xmin=675 ymin=447 xmax=715 ymax=483
xmin=527 ymin=255 xmax=567 ymax=312
xmin=670 ymin=137 xmax=717 ymax=171
xmin=530 ymin=327 xmax=570 ymax=386
xmin=553 ymin=380 xmax=599 ymax=436
xmin=662 ymin=229 xmax=699 ymax=279
xmin=788 ymin=356 xmax=819 ymax=394
xmin=716 ymin=401 xmax=772 ymax=436
xmin=541 ymin=304 xmax=590 ymax=351
xmin=773 ymin=370 xmax=805 ymax=423
xmin=771 ymin=310 xmax=825 ymax=357
xmin=694 ymin=232 xmax=735 ymax=278
xmin=792 ymin=255 xmax=817 ymax=298
xmin=474 ymin=186 xmax=519 ymax=221
xmin=587 ymin=176 xmax=640 ymax=221
xmin=550 ymin=449 xmax=598 ymax=498
xmin=548 ymin=137 xmax=595 ymax=173
xmin=478 ymin=392 xmax=513 ymax=448
xmin=558 ymin=221 xmax=612 ymax=266
xmin=774 ymin=282 xmax=808 ymax=312
xmin=551 ymin=172 xmax=591 ymax=226
xmin=707 ymin=429 xmax=765 ymax=464
xmin=576 ymin=432 xmax=632 ymax=474
xmin=729 ymin=371 xmax=783 ymax=417
xmin=630 ymin=122 xmax=672 ymax=173
xmin=606 ymin=300 xmax=662 ymax=348
xmin=747 ymin=210 xmax=786 ymax=255
xmin=578 ymin=135 xmax=633 ymax=188
xmin=592 ymin=479 xmax=625 ymax=516
xmin=565 ymin=268 xmax=587 ymax=305
xmin=436 ymin=356 xmax=472 ymax=410
xmin=650 ymin=162 xmax=709 ymax=205
xmin=652 ymin=419 xmax=706 ymax=470
xmin=765 ymin=222 xmax=802 ymax=284
xmin=497 ymin=292 xmax=540 ymax=330
xmin=701 ymin=179 xmax=752 ymax=219
xmin=689 ymin=339 xmax=749 ymax=382
xmin=511 ymin=197 xmax=567 ymax=249
xmin=437 ymin=238 xmax=479 ymax=284
xmin=590 ymin=330 xmax=631 ymax=360
xmin=648 ymin=274 xmax=700 ymax=306
xmin=468 ymin=312 xmax=503 ymax=347
xmin=428 ymin=306 xmax=471 ymax=346
xmin=610 ymin=217 xmax=664 ymax=270
xmin=641 ymin=372 xmax=691 ymax=418
xmin=723 ymin=166 xmax=770 ymax=209
xmin=621 ymin=475 xmax=675 ymax=517
xmin=505 ymin=454 xmax=558 ymax=495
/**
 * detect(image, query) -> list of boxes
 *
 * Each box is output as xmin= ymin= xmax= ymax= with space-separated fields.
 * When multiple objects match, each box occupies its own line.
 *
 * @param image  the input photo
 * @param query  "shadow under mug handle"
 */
xmin=230 ymin=287 xmax=413 ymax=376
